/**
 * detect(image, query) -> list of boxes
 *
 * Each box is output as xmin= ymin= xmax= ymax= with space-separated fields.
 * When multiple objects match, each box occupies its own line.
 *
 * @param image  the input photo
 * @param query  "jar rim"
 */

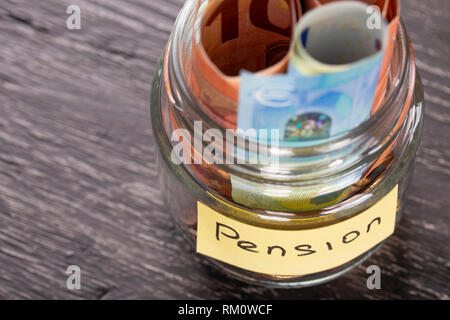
xmin=168 ymin=1 xmax=411 ymax=153
xmin=165 ymin=0 xmax=414 ymax=184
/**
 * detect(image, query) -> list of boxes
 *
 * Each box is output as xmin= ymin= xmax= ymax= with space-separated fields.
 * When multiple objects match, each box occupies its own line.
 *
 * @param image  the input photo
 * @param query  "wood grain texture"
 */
xmin=0 ymin=0 xmax=449 ymax=299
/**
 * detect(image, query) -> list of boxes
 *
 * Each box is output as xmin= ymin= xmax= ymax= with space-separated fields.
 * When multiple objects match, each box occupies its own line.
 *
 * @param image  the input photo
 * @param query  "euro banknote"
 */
xmin=303 ymin=0 xmax=400 ymax=114
xmin=237 ymin=1 xmax=388 ymax=144
xmin=188 ymin=0 xmax=302 ymax=128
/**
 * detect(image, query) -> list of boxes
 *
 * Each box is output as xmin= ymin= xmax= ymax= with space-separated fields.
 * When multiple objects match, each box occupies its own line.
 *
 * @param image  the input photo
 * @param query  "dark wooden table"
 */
xmin=0 ymin=0 xmax=449 ymax=299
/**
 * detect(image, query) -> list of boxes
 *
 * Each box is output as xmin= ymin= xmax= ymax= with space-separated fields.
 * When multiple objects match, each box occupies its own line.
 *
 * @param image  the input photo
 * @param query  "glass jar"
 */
xmin=150 ymin=0 xmax=424 ymax=288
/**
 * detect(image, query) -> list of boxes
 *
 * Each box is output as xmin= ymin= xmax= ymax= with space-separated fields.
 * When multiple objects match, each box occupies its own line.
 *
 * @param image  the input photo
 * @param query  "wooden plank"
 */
xmin=0 ymin=0 xmax=448 ymax=299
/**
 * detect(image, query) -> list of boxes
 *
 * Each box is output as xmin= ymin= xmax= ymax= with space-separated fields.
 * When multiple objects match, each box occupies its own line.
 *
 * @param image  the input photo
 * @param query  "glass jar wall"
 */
xmin=150 ymin=0 xmax=424 ymax=287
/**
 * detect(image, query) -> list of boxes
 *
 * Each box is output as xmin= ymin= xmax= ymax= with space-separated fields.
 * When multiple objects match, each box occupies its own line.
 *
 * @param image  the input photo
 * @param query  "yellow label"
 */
xmin=196 ymin=186 xmax=398 ymax=276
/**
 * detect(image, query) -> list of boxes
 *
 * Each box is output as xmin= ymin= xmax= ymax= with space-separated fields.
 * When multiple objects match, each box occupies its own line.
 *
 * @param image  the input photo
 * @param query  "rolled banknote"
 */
xmin=232 ymin=2 xmax=389 ymax=212
xmin=303 ymin=0 xmax=391 ymax=14
xmin=303 ymin=0 xmax=400 ymax=114
xmin=188 ymin=0 xmax=302 ymax=128
xmin=299 ymin=0 xmax=401 ymax=184
xmin=230 ymin=173 xmax=355 ymax=212
xmin=237 ymin=1 xmax=388 ymax=143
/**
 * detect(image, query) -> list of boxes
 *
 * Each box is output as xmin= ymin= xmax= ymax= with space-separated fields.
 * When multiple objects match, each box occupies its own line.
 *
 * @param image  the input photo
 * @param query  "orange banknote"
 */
xmin=372 ymin=0 xmax=400 ymax=114
xmin=189 ymin=0 xmax=302 ymax=128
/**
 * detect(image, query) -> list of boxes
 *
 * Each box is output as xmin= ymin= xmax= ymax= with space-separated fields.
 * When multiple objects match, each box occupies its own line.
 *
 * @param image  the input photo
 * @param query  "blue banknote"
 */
xmin=237 ymin=54 xmax=382 ymax=145
xmin=237 ymin=1 xmax=387 ymax=145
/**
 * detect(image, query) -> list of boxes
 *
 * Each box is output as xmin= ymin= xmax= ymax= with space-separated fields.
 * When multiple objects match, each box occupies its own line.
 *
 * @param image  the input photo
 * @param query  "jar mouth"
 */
xmin=168 ymin=1 xmax=410 ymax=149
xmin=165 ymin=0 xmax=414 ymax=183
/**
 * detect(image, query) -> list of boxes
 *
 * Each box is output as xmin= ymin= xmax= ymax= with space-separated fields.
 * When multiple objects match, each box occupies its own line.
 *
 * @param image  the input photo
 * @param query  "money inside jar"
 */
xmin=153 ymin=0 xmax=423 ymax=285
xmin=179 ymin=0 xmax=402 ymax=212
